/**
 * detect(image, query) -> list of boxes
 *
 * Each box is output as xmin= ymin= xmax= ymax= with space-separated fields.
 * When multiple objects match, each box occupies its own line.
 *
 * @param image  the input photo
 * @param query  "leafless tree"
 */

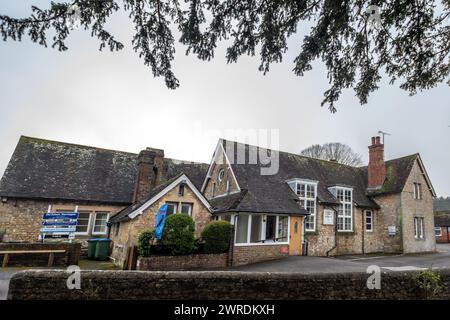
xmin=300 ymin=143 xmax=363 ymax=166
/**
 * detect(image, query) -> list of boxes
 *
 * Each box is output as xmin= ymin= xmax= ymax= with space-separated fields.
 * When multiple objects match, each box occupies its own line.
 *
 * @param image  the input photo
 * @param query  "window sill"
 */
xmin=234 ymin=242 xmax=289 ymax=247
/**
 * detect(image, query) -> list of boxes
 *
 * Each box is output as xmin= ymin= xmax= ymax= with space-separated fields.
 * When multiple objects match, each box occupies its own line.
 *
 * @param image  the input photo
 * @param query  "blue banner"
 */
xmin=40 ymin=212 xmax=79 ymax=238
xmin=153 ymin=204 xmax=168 ymax=240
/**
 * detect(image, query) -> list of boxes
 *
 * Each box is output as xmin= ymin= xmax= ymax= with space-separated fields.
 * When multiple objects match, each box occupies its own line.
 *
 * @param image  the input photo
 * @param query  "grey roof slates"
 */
xmin=218 ymin=140 xmax=419 ymax=213
xmin=0 ymin=136 xmax=208 ymax=204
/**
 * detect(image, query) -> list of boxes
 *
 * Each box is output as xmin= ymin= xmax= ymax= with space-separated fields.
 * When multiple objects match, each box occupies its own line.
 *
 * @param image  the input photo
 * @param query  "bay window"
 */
xmin=235 ymin=214 xmax=289 ymax=245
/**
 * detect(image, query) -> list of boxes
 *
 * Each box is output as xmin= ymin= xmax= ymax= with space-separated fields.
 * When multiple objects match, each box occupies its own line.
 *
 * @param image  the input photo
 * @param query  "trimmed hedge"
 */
xmin=162 ymin=214 xmax=196 ymax=255
xmin=201 ymin=221 xmax=233 ymax=254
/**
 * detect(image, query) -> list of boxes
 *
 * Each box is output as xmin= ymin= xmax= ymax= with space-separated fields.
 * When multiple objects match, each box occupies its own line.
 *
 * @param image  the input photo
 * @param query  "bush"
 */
xmin=137 ymin=229 xmax=154 ymax=257
xmin=201 ymin=221 xmax=233 ymax=254
xmin=162 ymin=214 xmax=196 ymax=255
xmin=0 ymin=229 xmax=5 ymax=242
xmin=415 ymin=268 xmax=444 ymax=299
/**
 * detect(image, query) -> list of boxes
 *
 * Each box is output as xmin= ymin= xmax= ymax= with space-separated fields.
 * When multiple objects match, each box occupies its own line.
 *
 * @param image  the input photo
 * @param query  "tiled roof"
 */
xmin=0 ymin=136 xmax=208 ymax=204
xmin=211 ymin=140 xmax=420 ymax=213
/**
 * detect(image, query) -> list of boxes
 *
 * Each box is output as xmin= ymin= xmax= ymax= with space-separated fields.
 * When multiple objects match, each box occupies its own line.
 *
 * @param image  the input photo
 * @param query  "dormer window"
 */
xmin=288 ymin=179 xmax=317 ymax=231
xmin=218 ymin=169 xmax=225 ymax=182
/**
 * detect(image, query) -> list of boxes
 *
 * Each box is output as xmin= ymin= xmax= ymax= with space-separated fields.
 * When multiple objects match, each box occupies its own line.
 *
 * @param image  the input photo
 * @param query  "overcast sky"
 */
xmin=1 ymin=1 xmax=449 ymax=196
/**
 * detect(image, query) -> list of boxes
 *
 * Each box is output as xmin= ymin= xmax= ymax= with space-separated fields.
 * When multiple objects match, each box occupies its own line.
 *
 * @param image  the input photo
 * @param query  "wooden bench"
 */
xmin=0 ymin=250 xmax=66 ymax=268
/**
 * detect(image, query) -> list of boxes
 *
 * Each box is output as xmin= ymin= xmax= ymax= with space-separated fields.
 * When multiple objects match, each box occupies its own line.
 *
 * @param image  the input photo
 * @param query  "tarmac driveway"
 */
xmin=229 ymin=243 xmax=450 ymax=273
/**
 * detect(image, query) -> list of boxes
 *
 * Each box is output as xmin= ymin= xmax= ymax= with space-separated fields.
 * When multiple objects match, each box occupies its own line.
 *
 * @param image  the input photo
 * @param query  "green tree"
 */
xmin=1 ymin=1 xmax=449 ymax=112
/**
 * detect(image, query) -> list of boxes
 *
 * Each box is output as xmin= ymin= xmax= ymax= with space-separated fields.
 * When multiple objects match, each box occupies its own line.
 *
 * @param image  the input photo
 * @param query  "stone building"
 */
xmin=0 ymin=136 xmax=208 ymax=245
xmin=0 ymin=135 xmax=437 ymax=268
xmin=202 ymin=137 xmax=436 ymax=260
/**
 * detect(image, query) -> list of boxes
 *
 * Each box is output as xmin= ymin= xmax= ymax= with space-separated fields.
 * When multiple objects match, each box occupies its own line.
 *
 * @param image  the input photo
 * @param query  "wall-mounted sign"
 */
xmin=388 ymin=225 xmax=396 ymax=236
xmin=323 ymin=209 xmax=334 ymax=225
xmin=40 ymin=212 xmax=79 ymax=240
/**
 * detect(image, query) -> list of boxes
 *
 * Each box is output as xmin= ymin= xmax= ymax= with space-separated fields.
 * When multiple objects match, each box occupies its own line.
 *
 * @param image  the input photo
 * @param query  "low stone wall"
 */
xmin=232 ymin=244 xmax=289 ymax=266
xmin=0 ymin=242 xmax=81 ymax=267
xmin=138 ymin=253 xmax=228 ymax=271
xmin=8 ymin=269 xmax=450 ymax=300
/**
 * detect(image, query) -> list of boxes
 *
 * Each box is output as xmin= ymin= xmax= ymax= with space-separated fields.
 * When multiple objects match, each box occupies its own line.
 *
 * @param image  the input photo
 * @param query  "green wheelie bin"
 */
xmin=87 ymin=239 xmax=99 ymax=259
xmin=94 ymin=238 xmax=112 ymax=261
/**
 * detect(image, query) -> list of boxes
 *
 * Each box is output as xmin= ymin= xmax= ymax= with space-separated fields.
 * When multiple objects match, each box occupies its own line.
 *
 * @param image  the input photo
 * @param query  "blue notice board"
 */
xmin=40 ymin=212 xmax=79 ymax=240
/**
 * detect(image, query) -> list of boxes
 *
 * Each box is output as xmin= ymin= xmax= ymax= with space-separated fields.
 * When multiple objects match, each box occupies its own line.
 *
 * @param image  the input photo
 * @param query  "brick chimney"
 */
xmin=133 ymin=147 xmax=165 ymax=203
xmin=368 ymin=136 xmax=386 ymax=189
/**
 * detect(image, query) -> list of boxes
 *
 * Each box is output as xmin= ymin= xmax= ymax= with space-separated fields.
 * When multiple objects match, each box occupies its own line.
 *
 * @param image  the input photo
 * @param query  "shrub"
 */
xmin=201 ymin=221 xmax=233 ymax=254
xmin=162 ymin=214 xmax=196 ymax=255
xmin=137 ymin=229 xmax=154 ymax=257
xmin=0 ymin=229 xmax=5 ymax=242
xmin=415 ymin=268 xmax=444 ymax=299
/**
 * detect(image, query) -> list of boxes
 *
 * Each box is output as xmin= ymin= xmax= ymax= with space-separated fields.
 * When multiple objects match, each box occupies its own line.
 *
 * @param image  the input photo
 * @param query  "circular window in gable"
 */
xmin=218 ymin=169 xmax=225 ymax=182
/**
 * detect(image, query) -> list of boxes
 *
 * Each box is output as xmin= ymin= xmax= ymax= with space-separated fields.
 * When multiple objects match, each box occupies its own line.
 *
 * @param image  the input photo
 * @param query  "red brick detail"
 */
xmin=368 ymin=136 xmax=386 ymax=188
xmin=436 ymin=227 xmax=450 ymax=243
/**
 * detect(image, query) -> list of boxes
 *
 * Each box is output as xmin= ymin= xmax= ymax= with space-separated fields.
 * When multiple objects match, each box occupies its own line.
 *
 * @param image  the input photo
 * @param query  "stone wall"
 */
xmin=0 ymin=242 xmax=80 ymax=267
xmin=137 ymin=253 xmax=228 ymax=271
xmin=372 ymin=193 xmax=404 ymax=253
xmin=400 ymin=160 xmax=436 ymax=253
xmin=232 ymin=245 xmax=288 ymax=266
xmin=305 ymin=204 xmax=336 ymax=256
xmin=8 ymin=269 xmax=450 ymax=300
xmin=0 ymin=198 xmax=124 ymax=243
xmin=110 ymin=184 xmax=213 ymax=269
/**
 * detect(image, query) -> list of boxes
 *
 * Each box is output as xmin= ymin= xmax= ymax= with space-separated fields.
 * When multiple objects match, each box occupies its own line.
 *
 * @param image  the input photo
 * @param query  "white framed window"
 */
xmin=166 ymin=202 xmax=178 ymax=215
xmin=435 ymin=227 xmax=442 ymax=237
xmin=218 ymin=169 xmax=225 ymax=182
xmin=288 ymin=180 xmax=317 ymax=232
xmin=414 ymin=217 xmax=425 ymax=239
xmin=235 ymin=214 xmax=290 ymax=245
xmin=74 ymin=211 xmax=91 ymax=235
xmin=323 ymin=209 xmax=334 ymax=225
xmin=92 ymin=212 xmax=109 ymax=235
xmin=330 ymin=187 xmax=353 ymax=232
xmin=413 ymin=183 xmax=422 ymax=200
xmin=365 ymin=210 xmax=373 ymax=232
xmin=180 ymin=202 xmax=193 ymax=215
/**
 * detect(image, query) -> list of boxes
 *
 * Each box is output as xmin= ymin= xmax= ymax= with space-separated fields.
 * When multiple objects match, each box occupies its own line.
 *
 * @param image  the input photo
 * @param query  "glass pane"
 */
xmin=166 ymin=203 xmax=177 ymax=215
xmin=278 ymin=216 xmax=288 ymax=242
xmin=76 ymin=211 xmax=91 ymax=233
xmin=265 ymin=216 xmax=276 ymax=241
xmin=235 ymin=215 xmax=249 ymax=243
xmin=180 ymin=203 xmax=192 ymax=215
xmin=250 ymin=215 xmax=262 ymax=243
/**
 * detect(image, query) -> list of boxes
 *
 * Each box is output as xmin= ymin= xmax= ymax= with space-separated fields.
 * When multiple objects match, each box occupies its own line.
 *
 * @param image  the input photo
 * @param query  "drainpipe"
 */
xmin=326 ymin=207 xmax=338 ymax=257
xmin=361 ymin=210 xmax=365 ymax=255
